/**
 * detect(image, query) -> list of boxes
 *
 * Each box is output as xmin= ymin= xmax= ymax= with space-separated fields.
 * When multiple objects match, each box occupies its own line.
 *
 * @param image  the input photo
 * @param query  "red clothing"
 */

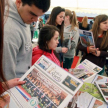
xmin=0 ymin=82 xmax=3 ymax=94
xmin=32 ymin=46 xmax=60 ymax=66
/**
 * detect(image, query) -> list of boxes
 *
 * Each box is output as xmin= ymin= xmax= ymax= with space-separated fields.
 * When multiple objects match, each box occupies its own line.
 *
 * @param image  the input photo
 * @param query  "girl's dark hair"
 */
xmin=0 ymin=0 xmax=8 ymax=95
xmin=38 ymin=25 xmax=59 ymax=52
xmin=47 ymin=6 xmax=65 ymax=43
xmin=22 ymin=0 xmax=50 ymax=12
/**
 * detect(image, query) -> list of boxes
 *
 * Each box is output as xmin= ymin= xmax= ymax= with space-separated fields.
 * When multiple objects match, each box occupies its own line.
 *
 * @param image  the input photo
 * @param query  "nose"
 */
xmin=62 ymin=17 xmax=64 ymax=21
xmin=57 ymin=40 xmax=59 ymax=44
xmin=31 ymin=16 xmax=38 ymax=22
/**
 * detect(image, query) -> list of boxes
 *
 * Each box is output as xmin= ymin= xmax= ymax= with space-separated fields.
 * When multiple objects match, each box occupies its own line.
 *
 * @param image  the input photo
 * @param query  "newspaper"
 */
xmin=68 ymin=68 xmax=86 ymax=78
xmin=2 ymin=55 xmax=83 ymax=108
xmin=79 ymin=82 xmax=104 ymax=101
xmin=75 ymin=92 xmax=107 ymax=108
xmin=79 ymin=29 xmax=95 ymax=47
xmin=92 ymin=74 xmax=108 ymax=84
xmin=95 ymin=81 xmax=108 ymax=103
xmin=75 ymin=59 xmax=102 ymax=83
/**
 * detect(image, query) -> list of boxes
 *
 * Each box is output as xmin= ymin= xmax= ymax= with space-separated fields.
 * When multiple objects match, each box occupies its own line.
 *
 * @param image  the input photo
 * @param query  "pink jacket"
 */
xmin=32 ymin=46 xmax=60 ymax=66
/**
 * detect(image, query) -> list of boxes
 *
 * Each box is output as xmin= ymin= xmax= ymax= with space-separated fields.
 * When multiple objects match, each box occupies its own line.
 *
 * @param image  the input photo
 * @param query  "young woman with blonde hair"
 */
xmin=78 ymin=14 xmax=108 ymax=75
xmin=63 ymin=9 xmax=79 ymax=69
xmin=79 ymin=16 xmax=90 ymax=30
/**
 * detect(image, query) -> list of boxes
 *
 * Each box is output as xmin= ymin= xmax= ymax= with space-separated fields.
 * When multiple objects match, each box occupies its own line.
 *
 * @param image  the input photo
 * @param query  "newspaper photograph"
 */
xmin=68 ymin=68 xmax=86 ymax=78
xmin=62 ymin=76 xmax=80 ymax=91
xmin=92 ymin=74 xmax=108 ymax=84
xmin=36 ymin=57 xmax=51 ymax=70
xmin=75 ymin=91 xmax=107 ymax=108
xmin=16 ymin=68 xmax=68 ymax=108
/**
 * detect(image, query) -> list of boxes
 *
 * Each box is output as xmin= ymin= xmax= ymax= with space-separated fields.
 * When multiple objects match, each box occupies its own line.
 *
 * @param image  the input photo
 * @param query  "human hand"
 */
xmin=0 ymin=94 xmax=10 ymax=108
xmin=62 ymin=47 xmax=68 ymax=53
xmin=7 ymin=78 xmax=25 ymax=89
xmin=33 ymin=25 xmax=35 ymax=27
xmin=68 ymin=68 xmax=73 ymax=74
xmin=89 ymin=46 xmax=96 ymax=53
xmin=92 ymin=50 xmax=101 ymax=57
xmin=71 ymin=37 xmax=73 ymax=41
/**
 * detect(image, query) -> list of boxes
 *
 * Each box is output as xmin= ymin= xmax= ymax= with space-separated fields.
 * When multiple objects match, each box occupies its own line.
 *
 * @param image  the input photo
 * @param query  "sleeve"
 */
xmin=3 ymin=41 xmax=19 ymax=80
xmin=55 ymin=47 xmax=62 ymax=53
xmin=87 ymin=24 xmax=90 ymax=30
xmin=77 ymin=42 xmax=88 ymax=53
xmin=100 ymin=50 xmax=108 ymax=57
xmin=32 ymin=55 xmax=40 ymax=65
xmin=3 ymin=28 xmax=22 ymax=80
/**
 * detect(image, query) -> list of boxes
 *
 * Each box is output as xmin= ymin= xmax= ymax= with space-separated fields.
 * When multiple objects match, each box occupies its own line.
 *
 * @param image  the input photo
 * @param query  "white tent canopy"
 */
xmin=49 ymin=0 xmax=108 ymax=15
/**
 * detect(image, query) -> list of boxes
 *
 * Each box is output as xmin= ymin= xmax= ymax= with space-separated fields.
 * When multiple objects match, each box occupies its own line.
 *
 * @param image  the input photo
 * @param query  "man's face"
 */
xmin=16 ymin=0 xmax=44 ymax=24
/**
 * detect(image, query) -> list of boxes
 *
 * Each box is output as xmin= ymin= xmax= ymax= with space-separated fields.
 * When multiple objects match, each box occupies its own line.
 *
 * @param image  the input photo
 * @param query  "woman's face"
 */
xmin=48 ymin=31 xmax=59 ymax=50
xmin=99 ymin=19 xmax=108 ymax=32
xmin=64 ymin=15 xmax=70 ymax=24
xmin=56 ymin=12 xmax=65 ymax=25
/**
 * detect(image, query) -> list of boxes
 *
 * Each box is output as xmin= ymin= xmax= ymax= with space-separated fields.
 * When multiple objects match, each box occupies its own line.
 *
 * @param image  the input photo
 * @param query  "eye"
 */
xmin=29 ymin=11 xmax=37 ymax=17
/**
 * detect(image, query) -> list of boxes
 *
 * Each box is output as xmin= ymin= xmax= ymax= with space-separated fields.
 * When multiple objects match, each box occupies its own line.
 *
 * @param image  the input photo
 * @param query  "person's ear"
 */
xmin=67 ymin=16 xmax=70 ymax=19
xmin=15 ymin=0 xmax=22 ymax=8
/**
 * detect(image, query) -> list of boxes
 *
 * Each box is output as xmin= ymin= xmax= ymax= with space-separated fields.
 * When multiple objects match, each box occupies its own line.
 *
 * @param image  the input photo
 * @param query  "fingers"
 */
xmin=89 ymin=46 xmax=95 ymax=48
xmin=14 ymin=78 xmax=20 ymax=81
xmin=13 ymin=78 xmax=25 ymax=85
xmin=65 ymin=48 xmax=68 ymax=53
xmin=96 ymin=48 xmax=99 ymax=51
xmin=9 ymin=78 xmax=25 ymax=87
xmin=17 ymin=81 xmax=25 ymax=85
xmin=62 ymin=47 xmax=68 ymax=53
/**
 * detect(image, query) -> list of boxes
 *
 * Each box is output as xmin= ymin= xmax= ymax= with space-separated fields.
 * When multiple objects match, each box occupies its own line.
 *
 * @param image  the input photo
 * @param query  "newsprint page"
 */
xmin=3 ymin=55 xmax=83 ymax=108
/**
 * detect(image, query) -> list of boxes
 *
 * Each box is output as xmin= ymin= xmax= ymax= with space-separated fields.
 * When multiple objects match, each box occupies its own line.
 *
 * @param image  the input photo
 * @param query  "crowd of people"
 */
xmin=0 ymin=0 xmax=108 ymax=107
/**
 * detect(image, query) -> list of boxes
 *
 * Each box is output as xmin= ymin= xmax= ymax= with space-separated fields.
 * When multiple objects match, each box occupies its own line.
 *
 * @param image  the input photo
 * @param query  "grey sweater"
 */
xmin=3 ymin=0 xmax=32 ymax=80
xmin=63 ymin=25 xmax=79 ymax=58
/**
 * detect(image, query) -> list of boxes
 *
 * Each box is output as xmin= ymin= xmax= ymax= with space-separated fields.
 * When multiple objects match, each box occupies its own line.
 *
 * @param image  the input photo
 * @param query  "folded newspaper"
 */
xmin=79 ymin=29 xmax=95 ymax=47
xmin=92 ymin=74 xmax=108 ymax=84
xmin=68 ymin=68 xmax=86 ymax=78
xmin=2 ymin=55 xmax=83 ymax=108
xmin=95 ymin=81 xmax=108 ymax=104
xmin=72 ymin=91 xmax=107 ymax=108
xmin=75 ymin=59 xmax=102 ymax=83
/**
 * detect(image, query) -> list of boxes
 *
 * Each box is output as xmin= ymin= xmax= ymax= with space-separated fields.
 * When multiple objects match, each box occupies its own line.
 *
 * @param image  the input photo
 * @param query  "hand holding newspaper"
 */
xmin=79 ymin=29 xmax=97 ymax=54
xmin=2 ymin=55 xmax=83 ymax=108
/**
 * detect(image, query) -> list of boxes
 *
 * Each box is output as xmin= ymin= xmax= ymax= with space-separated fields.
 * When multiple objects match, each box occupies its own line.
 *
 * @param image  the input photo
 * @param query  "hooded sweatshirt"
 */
xmin=32 ymin=46 xmax=60 ymax=66
xmin=63 ymin=25 xmax=79 ymax=58
xmin=3 ymin=0 xmax=32 ymax=80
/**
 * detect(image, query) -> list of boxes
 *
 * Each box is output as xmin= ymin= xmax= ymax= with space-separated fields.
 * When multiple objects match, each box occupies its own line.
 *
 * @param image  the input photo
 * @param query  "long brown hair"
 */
xmin=47 ymin=6 xmax=65 ymax=44
xmin=0 ymin=0 xmax=8 ymax=95
xmin=65 ymin=9 xmax=78 ymax=30
xmin=92 ymin=14 xmax=108 ymax=50
xmin=82 ymin=16 xmax=88 ymax=28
